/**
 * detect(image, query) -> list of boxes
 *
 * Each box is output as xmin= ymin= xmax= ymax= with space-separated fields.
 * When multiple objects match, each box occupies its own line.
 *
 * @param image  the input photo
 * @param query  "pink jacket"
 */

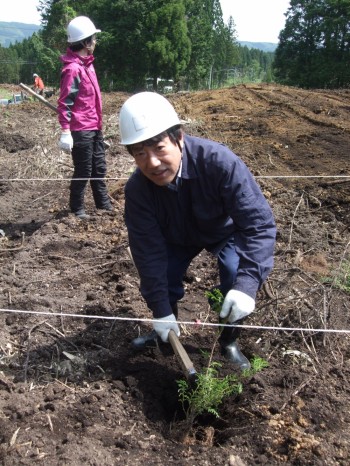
xmin=57 ymin=49 xmax=103 ymax=131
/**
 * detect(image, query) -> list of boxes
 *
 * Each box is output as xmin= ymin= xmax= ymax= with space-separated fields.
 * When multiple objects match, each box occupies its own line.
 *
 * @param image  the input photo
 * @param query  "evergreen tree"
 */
xmin=90 ymin=0 xmax=154 ymax=91
xmin=0 ymin=46 xmax=20 ymax=84
xmin=144 ymin=0 xmax=191 ymax=89
xmin=185 ymin=0 xmax=215 ymax=88
xmin=185 ymin=0 xmax=237 ymax=89
xmin=274 ymin=0 xmax=350 ymax=88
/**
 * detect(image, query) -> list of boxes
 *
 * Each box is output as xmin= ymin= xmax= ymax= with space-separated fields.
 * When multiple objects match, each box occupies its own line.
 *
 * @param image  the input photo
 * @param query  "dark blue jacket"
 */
xmin=125 ymin=135 xmax=276 ymax=318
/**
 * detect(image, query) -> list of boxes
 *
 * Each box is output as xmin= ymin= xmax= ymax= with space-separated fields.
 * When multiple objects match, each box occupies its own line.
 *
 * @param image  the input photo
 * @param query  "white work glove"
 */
xmin=59 ymin=131 xmax=73 ymax=153
xmin=153 ymin=313 xmax=180 ymax=342
xmin=220 ymin=290 xmax=255 ymax=323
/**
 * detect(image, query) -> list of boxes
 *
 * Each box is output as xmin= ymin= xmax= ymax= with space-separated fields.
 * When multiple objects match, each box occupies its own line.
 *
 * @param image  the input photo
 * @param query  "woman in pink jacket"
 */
xmin=57 ymin=16 xmax=112 ymax=220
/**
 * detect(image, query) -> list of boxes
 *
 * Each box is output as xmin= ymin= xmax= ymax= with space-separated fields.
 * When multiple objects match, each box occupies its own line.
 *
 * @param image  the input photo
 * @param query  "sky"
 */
xmin=1 ymin=0 xmax=41 ymax=25
xmin=220 ymin=0 xmax=291 ymax=43
xmin=1 ymin=0 xmax=291 ymax=44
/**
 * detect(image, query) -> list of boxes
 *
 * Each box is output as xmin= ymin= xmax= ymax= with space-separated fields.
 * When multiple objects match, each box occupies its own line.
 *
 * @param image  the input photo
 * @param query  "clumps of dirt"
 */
xmin=0 ymin=129 xmax=35 ymax=153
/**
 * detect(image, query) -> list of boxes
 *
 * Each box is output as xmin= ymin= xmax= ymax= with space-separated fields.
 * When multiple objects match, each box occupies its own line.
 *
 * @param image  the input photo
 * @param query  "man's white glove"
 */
xmin=153 ymin=313 xmax=180 ymax=342
xmin=59 ymin=131 xmax=73 ymax=153
xmin=220 ymin=290 xmax=255 ymax=323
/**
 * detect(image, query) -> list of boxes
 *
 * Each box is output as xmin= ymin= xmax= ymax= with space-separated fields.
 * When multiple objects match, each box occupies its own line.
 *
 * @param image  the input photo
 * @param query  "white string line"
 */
xmin=1 ymin=175 xmax=349 ymax=334
xmin=1 ymin=175 xmax=350 ymax=182
xmin=257 ymin=175 xmax=350 ymax=179
xmin=3 ymin=177 xmax=129 ymax=181
xmin=0 ymin=307 xmax=349 ymax=334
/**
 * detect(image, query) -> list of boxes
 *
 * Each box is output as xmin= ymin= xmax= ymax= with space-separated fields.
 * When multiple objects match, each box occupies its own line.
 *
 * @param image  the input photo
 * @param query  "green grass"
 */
xmin=0 ymin=87 xmax=13 ymax=100
xmin=322 ymin=260 xmax=350 ymax=293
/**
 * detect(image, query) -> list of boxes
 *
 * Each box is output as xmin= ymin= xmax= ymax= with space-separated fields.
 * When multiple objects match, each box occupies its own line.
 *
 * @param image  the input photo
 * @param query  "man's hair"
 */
xmin=126 ymin=124 xmax=183 ymax=155
xmin=69 ymin=35 xmax=94 ymax=52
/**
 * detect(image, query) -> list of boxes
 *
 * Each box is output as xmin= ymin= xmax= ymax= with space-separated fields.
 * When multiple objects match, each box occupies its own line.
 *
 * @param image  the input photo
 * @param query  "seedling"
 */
xmin=205 ymin=288 xmax=224 ymax=314
xmin=177 ymin=361 xmax=242 ymax=423
xmin=176 ymin=289 xmax=269 ymax=426
xmin=177 ymin=354 xmax=268 ymax=426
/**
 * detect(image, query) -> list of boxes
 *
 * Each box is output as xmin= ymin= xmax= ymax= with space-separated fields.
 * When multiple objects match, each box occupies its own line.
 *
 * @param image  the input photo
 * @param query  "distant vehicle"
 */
xmin=145 ymin=77 xmax=174 ymax=93
xmin=0 ymin=94 xmax=25 ymax=106
xmin=11 ymin=94 xmax=24 ymax=104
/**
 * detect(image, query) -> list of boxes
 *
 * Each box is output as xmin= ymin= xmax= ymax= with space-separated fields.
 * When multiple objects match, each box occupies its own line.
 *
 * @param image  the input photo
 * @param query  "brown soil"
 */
xmin=0 ymin=83 xmax=349 ymax=465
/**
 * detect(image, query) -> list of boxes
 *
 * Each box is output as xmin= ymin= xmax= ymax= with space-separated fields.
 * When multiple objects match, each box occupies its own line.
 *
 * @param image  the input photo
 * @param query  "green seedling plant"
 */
xmin=205 ymin=288 xmax=224 ymax=314
xmin=177 ymin=352 xmax=268 ymax=426
xmin=177 ymin=361 xmax=242 ymax=425
xmin=176 ymin=289 xmax=268 ymax=427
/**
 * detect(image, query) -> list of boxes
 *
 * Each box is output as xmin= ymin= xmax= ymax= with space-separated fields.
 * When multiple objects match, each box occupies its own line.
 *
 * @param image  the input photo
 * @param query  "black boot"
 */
xmin=131 ymin=303 xmax=178 ymax=350
xmin=73 ymin=210 xmax=90 ymax=220
xmin=132 ymin=329 xmax=159 ymax=349
xmin=219 ymin=318 xmax=251 ymax=371
xmin=220 ymin=340 xmax=251 ymax=371
xmin=96 ymin=201 xmax=113 ymax=212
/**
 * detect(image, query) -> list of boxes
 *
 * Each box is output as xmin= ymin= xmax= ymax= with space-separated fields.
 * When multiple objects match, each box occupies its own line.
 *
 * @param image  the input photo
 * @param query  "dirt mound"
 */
xmin=0 ymin=83 xmax=349 ymax=465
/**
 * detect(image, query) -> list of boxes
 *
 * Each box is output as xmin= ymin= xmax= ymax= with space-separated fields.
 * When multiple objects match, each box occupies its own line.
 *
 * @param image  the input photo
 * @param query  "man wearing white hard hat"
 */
xmin=57 ymin=16 xmax=112 ymax=220
xmin=119 ymin=92 xmax=276 ymax=370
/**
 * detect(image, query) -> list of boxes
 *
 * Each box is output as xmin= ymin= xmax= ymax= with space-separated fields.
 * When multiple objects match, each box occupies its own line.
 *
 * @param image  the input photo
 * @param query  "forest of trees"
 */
xmin=273 ymin=0 xmax=350 ymax=88
xmin=0 ymin=0 xmax=274 ymax=91
xmin=0 ymin=0 xmax=349 ymax=91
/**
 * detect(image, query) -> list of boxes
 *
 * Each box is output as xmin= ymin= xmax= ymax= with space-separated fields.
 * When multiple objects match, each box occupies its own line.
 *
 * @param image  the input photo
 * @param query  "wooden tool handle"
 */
xmin=168 ymin=330 xmax=196 ymax=380
xmin=126 ymin=246 xmax=197 ymax=380
xmin=19 ymin=83 xmax=58 ymax=113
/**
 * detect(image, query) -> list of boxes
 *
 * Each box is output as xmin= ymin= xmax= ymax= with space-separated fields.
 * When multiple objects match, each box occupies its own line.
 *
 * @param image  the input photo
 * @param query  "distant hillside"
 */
xmin=239 ymin=41 xmax=277 ymax=53
xmin=0 ymin=22 xmax=41 ymax=47
xmin=0 ymin=21 xmax=278 ymax=52
xmin=0 ymin=22 xmax=277 ymax=53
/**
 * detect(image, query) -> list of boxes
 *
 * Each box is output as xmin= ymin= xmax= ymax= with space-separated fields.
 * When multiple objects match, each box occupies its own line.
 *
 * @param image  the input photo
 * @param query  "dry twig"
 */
xmin=288 ymin=193 xmax=304 ymax=249
xmin=23 ymin=320 xmax=48 ymax=383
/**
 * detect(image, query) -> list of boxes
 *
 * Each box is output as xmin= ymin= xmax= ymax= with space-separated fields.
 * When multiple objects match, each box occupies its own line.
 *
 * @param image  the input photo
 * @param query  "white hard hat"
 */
xmin=67 ymin=16 xmax=101 ymax=43
xmin=119 ymin=92 xmax=181 ymax=145
xmin=33 ymin=73 xmax=38 ymax=77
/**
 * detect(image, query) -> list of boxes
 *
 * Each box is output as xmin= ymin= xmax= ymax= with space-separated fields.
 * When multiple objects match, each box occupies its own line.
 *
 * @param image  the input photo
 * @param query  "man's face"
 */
xmin=130 ymin=134 xmax=183 ymax=186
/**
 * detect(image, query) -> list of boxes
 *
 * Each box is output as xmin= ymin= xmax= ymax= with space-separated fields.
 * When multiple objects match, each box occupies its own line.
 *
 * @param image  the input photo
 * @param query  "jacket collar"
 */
xmin=61 ymin=48 xmax=95 ymax=66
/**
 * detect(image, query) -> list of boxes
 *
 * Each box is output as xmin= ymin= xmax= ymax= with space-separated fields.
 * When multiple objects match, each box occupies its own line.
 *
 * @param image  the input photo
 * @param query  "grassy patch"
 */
xmin=0 ymin=87 xmax=13 ymax=100
xmin=322 ymin=259 xmax=350 ymax=293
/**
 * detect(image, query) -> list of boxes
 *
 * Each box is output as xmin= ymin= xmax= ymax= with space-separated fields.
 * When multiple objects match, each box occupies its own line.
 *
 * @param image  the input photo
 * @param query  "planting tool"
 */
xmin=19 ymin=82 xmax=58 ymax=113
xmin=19 ymin=83 xmax=111 ymax=149
xmin=168 ymin=329 xmax=197 ymax=383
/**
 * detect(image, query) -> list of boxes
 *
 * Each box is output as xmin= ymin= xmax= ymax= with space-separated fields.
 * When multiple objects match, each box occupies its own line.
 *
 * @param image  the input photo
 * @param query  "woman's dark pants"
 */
xmin=70 ymin=130 xmax=110 ymax=213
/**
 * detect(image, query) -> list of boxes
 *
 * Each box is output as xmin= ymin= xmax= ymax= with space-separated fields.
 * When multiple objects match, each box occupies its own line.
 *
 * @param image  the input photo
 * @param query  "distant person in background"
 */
xmin=33 ymin=73 xmax=44 ymax=95
xmin=57 ymin=16 xmax=112 ymax=220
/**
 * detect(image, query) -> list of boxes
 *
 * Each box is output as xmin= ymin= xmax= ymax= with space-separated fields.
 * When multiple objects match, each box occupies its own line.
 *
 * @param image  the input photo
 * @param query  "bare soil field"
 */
xmin=0 ymin=83 xmax=349 ymax=465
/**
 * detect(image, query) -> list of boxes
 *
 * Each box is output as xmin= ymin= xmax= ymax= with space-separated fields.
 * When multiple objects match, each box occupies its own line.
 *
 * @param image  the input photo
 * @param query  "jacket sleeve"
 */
xmin=222 ymin=156 xmax=276 ymax=299
xmin=125 ymin=174 xmax=173 ymax=318
xmin=57 ymin=67 xmax=80 ymax=130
